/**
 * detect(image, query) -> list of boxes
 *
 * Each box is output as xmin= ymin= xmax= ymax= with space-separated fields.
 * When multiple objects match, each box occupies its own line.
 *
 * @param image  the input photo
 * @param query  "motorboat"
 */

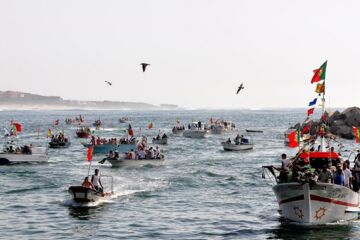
xmin=68 ymin=175 xmax=113 ymax=203
xmin=82 ymin=137 xmax=138 ymax=154
xmin=263 ymin=152 xmax=360 ymax=224
xmin=152 ymin=133 xmax=168 ymax=145
xmin=49 ymin=141 xmax=71 ymax=149
xmin=152 ymin=138 xmax=168 ymax=145
xmin=183 ymin=122 xmax=208 ymax=138
xmin=119 ymin=117 xmax=130 ymax=123
xmin=100 ymin=147 xmax=165 ymax=167
xmin=245 ymin=129 xmax=264 ymax=133
xmin=103 ymin=156 xmax=164 ymax=167
xmin=93 ymin=119 xmax=102 ymax=129
xmin=76 ymin=127 xmax=91 ymax=138
xmin=0 ymin=144 xmax=48 ymax=165
xmin=172 ymin=126 xmax=185 ymax=135
xmin=221 ymin=142 xmax=253 ymax=151
xmin=261 ymin=62 xmax=360 ymax=224
xmin=209 ymin=119 xmax=237 ymax=134
xmin=48 ymin=133 xmax=71 ymax=149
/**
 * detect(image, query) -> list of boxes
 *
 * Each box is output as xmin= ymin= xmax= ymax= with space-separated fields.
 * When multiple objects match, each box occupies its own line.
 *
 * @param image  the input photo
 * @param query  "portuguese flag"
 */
xmin=288 ymin=129 xmax=300 ymax=148
xmin=311 ymin=61 xmax=327 ymax=84
xmin=353 ymin=127 xmax=360 ymax=143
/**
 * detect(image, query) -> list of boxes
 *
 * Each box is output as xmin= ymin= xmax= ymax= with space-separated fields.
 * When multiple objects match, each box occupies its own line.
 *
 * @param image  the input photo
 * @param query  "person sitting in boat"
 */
xmin=128 ymin=149 xmax=136 ymax=160
xmin=149 ymin=147 xmax=155 ymax=159
xmin=226 ymin=138 xmax=231 ymax=144
xmin=82 ymin=176 xmax=95 ymax=190
xmin=114 ymin=151 xmax=119 ymax=159
xmin=22 ymin=145 xmax=32 ymax=154
xmin=162 ymin=133 xmax=167 ymax=139
xmin=138 ymin=149 xmax=145 ymax=159
xmin=91 ymin=169 xmax=103 ymax=192
xmin=96 ymin=137 xmax=101 ymax=145
xmin=155 ymin=146 xmax=161 ymax=159
xmin=8 ymin=145 xmax=15 ymax=153
xmin=108 ymin=150 xmax=114 ymax=159
xmin=234 ymin=134 xmax=242 ymax=145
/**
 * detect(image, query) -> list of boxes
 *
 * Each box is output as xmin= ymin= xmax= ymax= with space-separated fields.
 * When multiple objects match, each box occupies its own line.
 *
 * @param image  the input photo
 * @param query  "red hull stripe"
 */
xmin=279 ymin=195 xmax=304 ymax=205
xmin=310 ymin=195 xmax=358 ymax=207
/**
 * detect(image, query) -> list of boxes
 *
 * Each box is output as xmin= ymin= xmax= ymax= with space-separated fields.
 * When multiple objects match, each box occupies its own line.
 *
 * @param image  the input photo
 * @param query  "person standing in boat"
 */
xmin=275 ymin=153 xmax=291 ymax=183
xmin=334 ymin=164 xmax=345 ymax=186
xmin=343 ymin=162 xmax=352 ymax=189
xmin=354 ymin=151 xmax=360 ymax=187
xmin=198 ymin=121 xmax=202 ymax=130
xmin=91 ymin=169 xmax=103 ymax=192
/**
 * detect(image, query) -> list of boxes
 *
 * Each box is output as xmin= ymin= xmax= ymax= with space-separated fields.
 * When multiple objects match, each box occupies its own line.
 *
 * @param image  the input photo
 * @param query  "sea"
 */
xmin=0 ymin=109 xmax=359 ymax=240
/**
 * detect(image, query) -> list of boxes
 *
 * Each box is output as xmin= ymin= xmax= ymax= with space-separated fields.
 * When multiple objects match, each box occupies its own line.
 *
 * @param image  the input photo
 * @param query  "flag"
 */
xmin=311 ymin=61 xmax=327 ymax=83
xmin=353 ymin=127 xmax=360 ymax=143
xmin=307 ymin=108 xmax=315 ymax=116
xmin=128 ymin=128 xmax=134 ymax=137
xmin=308 ymin=98 xmax=317 ymax=107
xmin=288 ymin=130 xmax=300 ymax=148
xmin=321 ymin=112 xmax=328 ymax=122
xmin=301 ymin=125 xmax=311 ymax=134
xmin=315 ymin=83 xmax=325 ymax=94
xmin=54 ymin=119 xmax=59 ymax=126
xmin=80 ymin=115 xmax=84 ymax=123
xmin=47 ymin=128 xmax=52 ymax=138
xmin=87 ymin=146 xmax=93 ymax=161
xmin=147 ymin=122 xmax=153 ymax=129
xmin=13 ymin=123 xmax=22 ymax=132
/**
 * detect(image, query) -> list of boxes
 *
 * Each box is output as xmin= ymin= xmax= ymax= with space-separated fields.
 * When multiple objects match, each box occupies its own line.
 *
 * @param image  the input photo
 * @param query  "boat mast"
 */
xmin=320 ymin=82 xmax=326 ymax=152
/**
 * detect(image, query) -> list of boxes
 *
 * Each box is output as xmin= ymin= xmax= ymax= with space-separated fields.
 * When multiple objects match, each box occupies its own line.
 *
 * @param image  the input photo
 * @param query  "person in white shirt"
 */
xmin=91 ymin=169 xmax=103 ymax=192
xmin=343 ymin=162 xmax=352 ymax=188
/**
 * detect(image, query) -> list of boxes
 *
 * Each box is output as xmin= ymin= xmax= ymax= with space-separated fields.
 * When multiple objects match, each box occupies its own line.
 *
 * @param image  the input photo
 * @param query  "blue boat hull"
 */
xmin=83 ymin=144 xmax=137 ymax=154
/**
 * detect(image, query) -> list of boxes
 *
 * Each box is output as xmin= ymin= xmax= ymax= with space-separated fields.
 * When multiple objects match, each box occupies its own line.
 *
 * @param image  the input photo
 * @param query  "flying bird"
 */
xmin=140 ymin=63 xmax=150 ymax=72
xmin=236 ymin=83 xmax=244 ymax=94
xmin=105 ymin=81 xmax=112 ymax=86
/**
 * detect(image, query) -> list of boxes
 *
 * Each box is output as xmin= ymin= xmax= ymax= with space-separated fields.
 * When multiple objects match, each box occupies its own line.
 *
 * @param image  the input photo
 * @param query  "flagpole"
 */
xmin=87 ymin=160 xmax=92 ymax=176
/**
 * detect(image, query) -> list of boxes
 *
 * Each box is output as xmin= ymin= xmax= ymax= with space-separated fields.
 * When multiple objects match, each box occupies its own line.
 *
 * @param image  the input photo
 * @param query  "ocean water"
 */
xmin=1 ymin=109 xmax=360 ymax=240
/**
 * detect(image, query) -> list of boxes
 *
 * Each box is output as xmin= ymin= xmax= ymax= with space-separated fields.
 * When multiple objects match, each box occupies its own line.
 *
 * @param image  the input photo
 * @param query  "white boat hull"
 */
xmin=107 ymin=158 xmax=164 ymax=167
xmin=221 ymin=142 xmax=253 ymax=151
xmin=0 ymin=153 xmax=48 ymax=164
xmin=183 ymin=130 xmax=208 ymax=138
xmin=273 ymin=183 xmax=359 ymax=224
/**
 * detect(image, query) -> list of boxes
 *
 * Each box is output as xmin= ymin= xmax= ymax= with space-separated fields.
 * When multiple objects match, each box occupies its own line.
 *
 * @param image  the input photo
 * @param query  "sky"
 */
xmin=0 ymin=0 xmax=359 ymax=109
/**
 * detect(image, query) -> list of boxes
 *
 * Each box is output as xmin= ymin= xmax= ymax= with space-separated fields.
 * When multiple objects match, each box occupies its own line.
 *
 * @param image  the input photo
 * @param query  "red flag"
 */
xmin=54 ymin=119 xmax=59 ymax=126
xmin=288 ymin=130 xmax=299 ymax=148
xmin=311 ymin=61 xmax=327 ymax=83
xmin=301 ymin=125 xmax=311 ymax=134
xmin=128 ymin=128 xmax=134 ymax=137
xmin=307 ymin=108 xmax=315 ymax=116
xmin=87 ymin=146 xmax=93 ymax=161
xmin=147 ymin=122 xmax=153 ymax=129
xmin=353 ymin=127 xmax=360 ymax=143
xmin=13 ymin=123 xmax=22 ymax=132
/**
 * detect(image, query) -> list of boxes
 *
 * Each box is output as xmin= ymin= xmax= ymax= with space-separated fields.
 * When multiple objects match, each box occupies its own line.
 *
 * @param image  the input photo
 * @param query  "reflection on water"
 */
xmin=68 ymin=206 xmax=104 ymax=220
xmin=268 ymin=221 xmax=354 ymax=239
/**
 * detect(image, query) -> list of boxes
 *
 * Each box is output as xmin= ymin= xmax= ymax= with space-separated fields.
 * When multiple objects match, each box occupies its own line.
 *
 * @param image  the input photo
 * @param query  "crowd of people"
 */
xmin=50 ymin=133 xmax=69 ymax=144
xmin=274 ymin=148 xmax=360 ymax=190
xmin=90 ymin=136 xmax=137 ymax=145
xmin=4 ymin=144 xmax=32 ymax=154
xmin=106 ymin=145 xmax=163 ymax=161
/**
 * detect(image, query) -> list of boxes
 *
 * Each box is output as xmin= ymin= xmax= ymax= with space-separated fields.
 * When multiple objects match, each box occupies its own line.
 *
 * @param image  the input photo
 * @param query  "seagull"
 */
xmin=236 ymin=83 xmax=244 ymax=94
xmin=140 ymin=63 xmax=150 ymax=72
xmin=105 ymin=81 xmax=112 ymax=86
